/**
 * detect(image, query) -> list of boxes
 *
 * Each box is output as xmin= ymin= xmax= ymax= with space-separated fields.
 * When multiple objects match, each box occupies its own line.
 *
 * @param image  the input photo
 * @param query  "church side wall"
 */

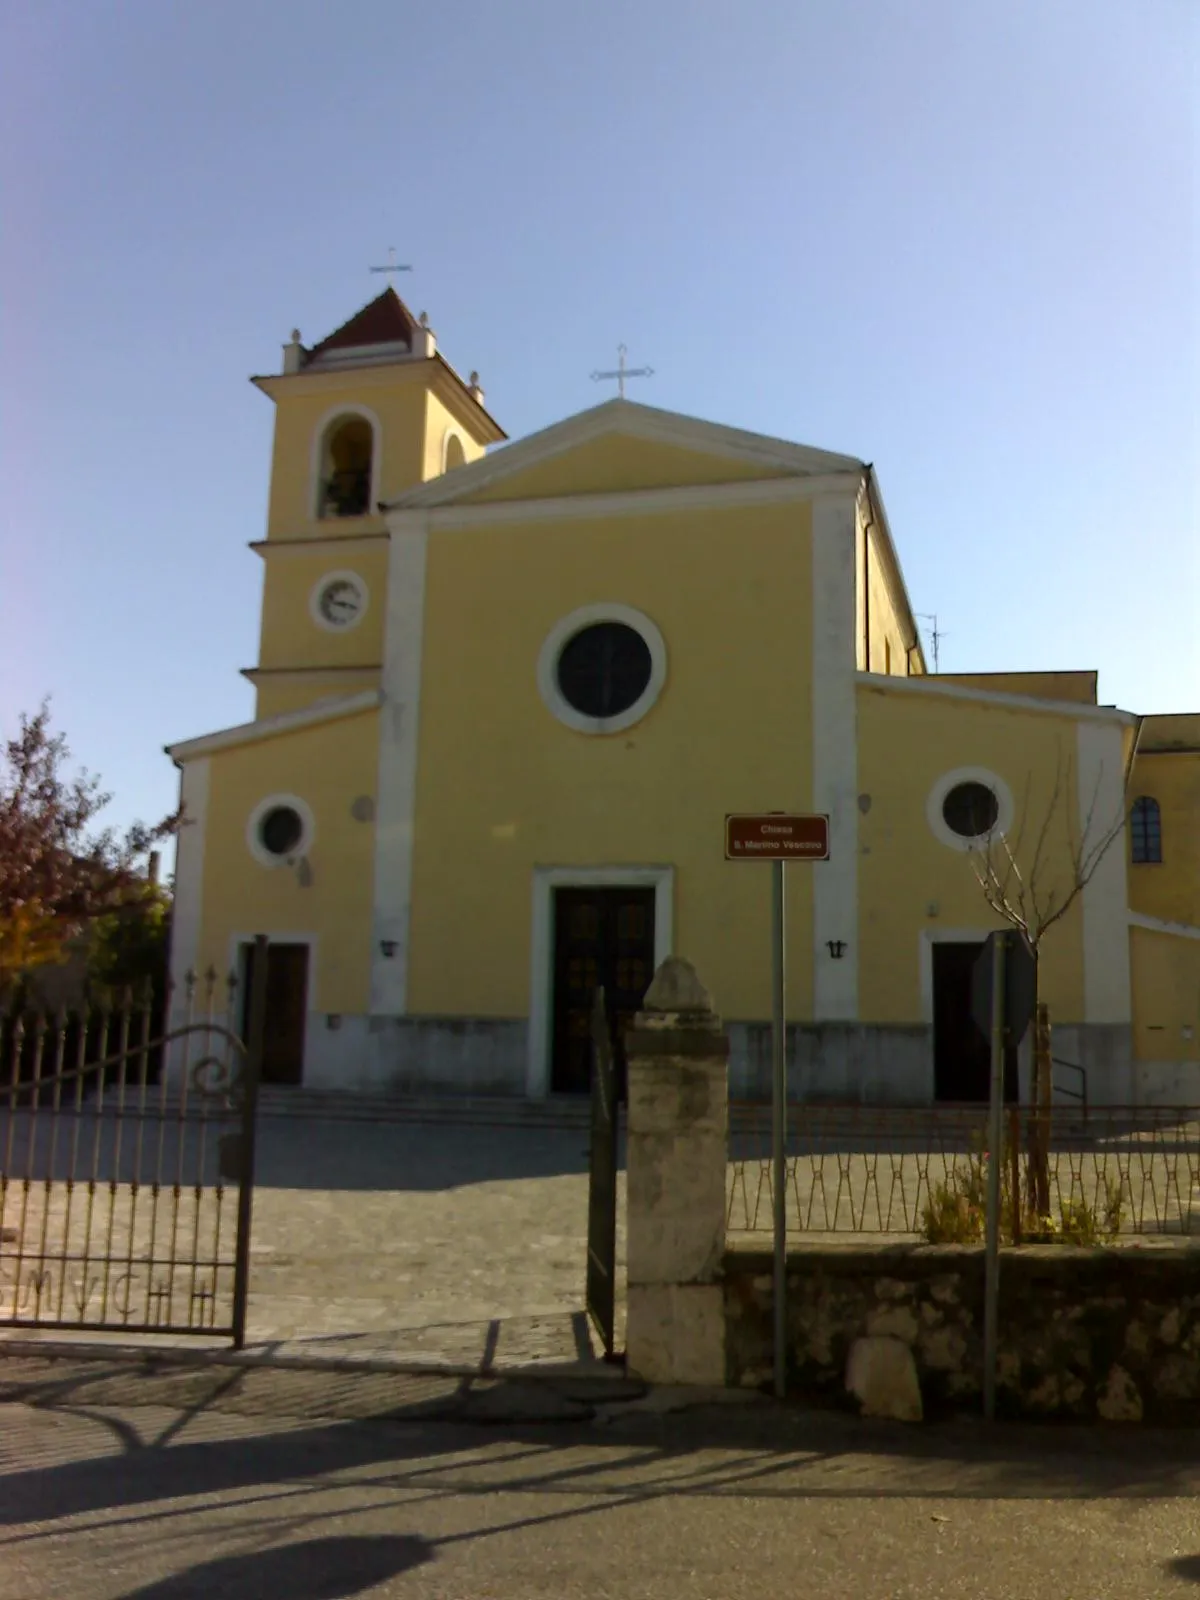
xmin=1127 ymin=750 xmax=1200 ymax=927
xmin=855 ymin=683 xmax=1089 ymax=1023
xmin=423 ymin=390 xmax=487 ymax=480
xmin=1131 ymin=924 xmax=1200 ymax=1103
xmin=855 ymin=499 xmax=913 ymax=677
xmin=192 ymin=708 xmax=379 ymax=1018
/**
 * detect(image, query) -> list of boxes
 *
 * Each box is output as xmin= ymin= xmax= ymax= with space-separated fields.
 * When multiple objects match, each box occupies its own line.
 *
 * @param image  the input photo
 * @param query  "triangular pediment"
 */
xmin=386 ymin=399 xmax=864 ymax=509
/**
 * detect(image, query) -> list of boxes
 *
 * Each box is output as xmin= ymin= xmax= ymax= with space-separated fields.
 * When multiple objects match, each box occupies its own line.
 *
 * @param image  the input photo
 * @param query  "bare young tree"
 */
xmin=967 ymin=725 xmax=1141 ymax=959
xmin=966 ymin=723 xmax=1143 ymax=1214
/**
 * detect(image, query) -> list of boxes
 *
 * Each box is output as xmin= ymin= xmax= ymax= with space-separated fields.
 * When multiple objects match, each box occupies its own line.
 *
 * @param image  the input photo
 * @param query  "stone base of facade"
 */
xmin=729 ymin=1022 xmax=1141 ymax=1107
xmin=1134 ymin=1059 xmax=1200 ymax=1107
xmin=1042 ymin=1023 xmax=1136 ymax=1106
xmin=162 ymin=1010 xmax=1156 ymax=1105
xmin=728 ymin=1023 xmax=932 ymax=1103
xmin=305 ymin=1016 xmax=529 ymax=1095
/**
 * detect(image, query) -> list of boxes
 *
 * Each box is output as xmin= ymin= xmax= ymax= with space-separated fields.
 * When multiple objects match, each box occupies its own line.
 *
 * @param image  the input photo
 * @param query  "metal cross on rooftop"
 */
xmin=369 ymin=247 xmax=413 ymax=282
xmin=591 ymin=344 xmax=654 ymax=399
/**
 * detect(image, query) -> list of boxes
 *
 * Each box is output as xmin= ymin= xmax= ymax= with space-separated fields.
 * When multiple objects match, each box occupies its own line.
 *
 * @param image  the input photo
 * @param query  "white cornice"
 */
xmin=166 ymin=690 xmax=381 ymax=763
xmin=250 ymin=534 xmax=389 ymax=560
xmin=1129 ymin=912 xmax=1200 ymax=942
xmin=250 ymin=355 xmax=507 ymax=441
xmin=385 ymin=397 xmax=865 ymax=511
xmin=384 ymin=472 xmax=860 ymax=534
xmin=858 ymin=672 xmax=1139 ymax=725
xmin=309 ymin=339 xmax=414 ymax=367
xmin=240 ymin=665 xmax=381 ymax=683
xmin=252 ymin=363 xmax=432 ymax=399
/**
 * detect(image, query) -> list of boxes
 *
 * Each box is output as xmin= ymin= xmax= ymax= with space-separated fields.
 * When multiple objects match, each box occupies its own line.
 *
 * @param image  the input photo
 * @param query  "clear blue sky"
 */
xmin=2 ymin=0 xmax=1196 ymax=843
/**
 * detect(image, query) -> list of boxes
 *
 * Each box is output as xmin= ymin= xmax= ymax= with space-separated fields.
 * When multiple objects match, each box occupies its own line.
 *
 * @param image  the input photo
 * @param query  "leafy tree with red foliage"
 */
xmin=0 ymin=703 xmax=181 ymax=992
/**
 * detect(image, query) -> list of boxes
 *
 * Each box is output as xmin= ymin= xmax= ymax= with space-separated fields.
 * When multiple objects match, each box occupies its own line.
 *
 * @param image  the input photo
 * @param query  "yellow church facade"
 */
xmin=166 ymin=289 xmax=1200 ymax=1105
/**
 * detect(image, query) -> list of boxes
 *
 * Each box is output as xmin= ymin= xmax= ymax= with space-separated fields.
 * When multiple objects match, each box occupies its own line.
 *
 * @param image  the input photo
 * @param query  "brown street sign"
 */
xmin=725 ymin=813 xmax=830 ymax=861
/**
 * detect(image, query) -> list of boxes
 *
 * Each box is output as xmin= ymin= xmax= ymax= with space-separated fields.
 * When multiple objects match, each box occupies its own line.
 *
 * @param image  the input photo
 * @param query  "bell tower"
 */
xmin=245 ymin=288 xmax=507 ymax=720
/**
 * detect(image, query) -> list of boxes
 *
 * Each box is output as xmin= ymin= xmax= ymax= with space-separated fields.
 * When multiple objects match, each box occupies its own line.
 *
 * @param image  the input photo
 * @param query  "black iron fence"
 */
xmin=727 ymin=1102 xmax=1200 ymax=1241
xmin=0 ymin=944 xmax=266 ymax=1341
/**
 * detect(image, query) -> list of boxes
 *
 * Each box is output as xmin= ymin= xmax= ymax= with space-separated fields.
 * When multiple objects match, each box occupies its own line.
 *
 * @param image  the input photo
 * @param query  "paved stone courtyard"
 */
xmin=242 ymin=1116 xmax=626 ymax=1369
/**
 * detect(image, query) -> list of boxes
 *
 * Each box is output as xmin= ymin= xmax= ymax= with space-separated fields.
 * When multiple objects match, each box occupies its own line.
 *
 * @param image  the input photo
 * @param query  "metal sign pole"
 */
xmin=983 ymin=931 xmax=1007 ymax=1422
xmin=772 ymin=858 xmax=787 ymax=1400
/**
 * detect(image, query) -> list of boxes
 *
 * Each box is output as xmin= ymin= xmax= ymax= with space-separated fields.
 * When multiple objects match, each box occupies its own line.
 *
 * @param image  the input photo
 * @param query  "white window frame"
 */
xmin=926 ymin=766 xmax=1015 ymax=853
xmin=536 ymin=602 xmax=668 ymax=735
xmin=246 ymin=793 xmax=316 ymax=869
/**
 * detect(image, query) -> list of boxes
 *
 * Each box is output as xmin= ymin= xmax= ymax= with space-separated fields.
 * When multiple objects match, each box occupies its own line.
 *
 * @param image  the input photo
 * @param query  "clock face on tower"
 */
xmin=311 ymin=572 xmax=368 ymax=632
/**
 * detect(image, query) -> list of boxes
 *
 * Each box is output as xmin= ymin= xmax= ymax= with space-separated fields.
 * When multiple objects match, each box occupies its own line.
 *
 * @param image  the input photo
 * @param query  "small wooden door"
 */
xmin=932 ymin=941 xmax=1018 ymax=1103
xmin=551 ymin=887 xmax=656 ymax=1095
xmin=240 ymin=941 xmax=309 ymax=1086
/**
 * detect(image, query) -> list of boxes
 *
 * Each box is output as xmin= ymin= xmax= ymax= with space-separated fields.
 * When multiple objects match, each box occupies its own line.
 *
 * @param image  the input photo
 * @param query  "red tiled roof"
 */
xmin=308 ymin=287 xmax=417 ymax=358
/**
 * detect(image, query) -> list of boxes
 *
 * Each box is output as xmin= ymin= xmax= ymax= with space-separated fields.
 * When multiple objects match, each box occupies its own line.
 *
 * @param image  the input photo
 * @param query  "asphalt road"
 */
xmin=3 ymin=1357 xmax=1200 ymax=1598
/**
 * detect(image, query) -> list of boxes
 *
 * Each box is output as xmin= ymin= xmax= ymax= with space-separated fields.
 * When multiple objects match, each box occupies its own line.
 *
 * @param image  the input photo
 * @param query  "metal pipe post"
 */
xmin=231 ymin=934 xmax=268 ymax=1351
xmin=772 ymin=859 xmax=787 ymax=1401
xmin=983 ymin=931 xmax=1007 ymax=1421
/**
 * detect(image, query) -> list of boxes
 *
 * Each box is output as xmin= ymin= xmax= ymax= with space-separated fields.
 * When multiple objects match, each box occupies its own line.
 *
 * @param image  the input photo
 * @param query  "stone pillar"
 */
xmin=625 ymin=957 xmax=730 ymax=1386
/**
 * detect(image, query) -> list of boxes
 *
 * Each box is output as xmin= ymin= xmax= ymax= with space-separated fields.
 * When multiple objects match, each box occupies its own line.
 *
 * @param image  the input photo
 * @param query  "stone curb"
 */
xmin=0 ymin=1339 xmax=775 ymax=1429
xmin=0 ymin=1334 xmax=616 ymax=1381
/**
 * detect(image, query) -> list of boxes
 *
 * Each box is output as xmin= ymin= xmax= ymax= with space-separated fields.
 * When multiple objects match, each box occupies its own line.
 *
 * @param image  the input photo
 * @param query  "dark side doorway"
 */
xmin=551 ymin=886 xmax=656 ymax=1096
xmin=240 ymin=940 xmax=309 ymax=1086
xmin=932 ymin=940 xmax=1018 ymax=1103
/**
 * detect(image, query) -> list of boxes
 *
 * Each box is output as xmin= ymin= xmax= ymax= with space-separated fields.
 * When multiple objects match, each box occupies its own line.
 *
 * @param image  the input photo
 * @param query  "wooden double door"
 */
xmin=239 ymin=941 xmax=309 ymax=1086
xmin=551 ymin=887 xmax=656 ymax=1096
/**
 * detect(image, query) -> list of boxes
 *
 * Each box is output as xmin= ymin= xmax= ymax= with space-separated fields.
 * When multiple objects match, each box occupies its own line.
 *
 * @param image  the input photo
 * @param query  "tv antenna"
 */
xmin=915 ymin=613 xmax=947 ymax=673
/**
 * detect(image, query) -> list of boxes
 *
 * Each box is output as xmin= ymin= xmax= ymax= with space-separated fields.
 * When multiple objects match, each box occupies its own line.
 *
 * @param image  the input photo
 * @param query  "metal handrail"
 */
xmin=1052 ymin=1055 xmax=1088 ymax=1119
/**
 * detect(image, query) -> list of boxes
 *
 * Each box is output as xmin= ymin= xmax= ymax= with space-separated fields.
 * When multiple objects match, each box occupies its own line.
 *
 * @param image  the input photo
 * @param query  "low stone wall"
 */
xmin=724 ymin=1240 xmax=1200 ymax=1422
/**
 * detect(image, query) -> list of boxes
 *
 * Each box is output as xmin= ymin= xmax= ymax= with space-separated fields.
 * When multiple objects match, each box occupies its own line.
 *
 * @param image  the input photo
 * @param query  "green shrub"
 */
xmin=921 ymin=1139 xmax=1126 ymax=1247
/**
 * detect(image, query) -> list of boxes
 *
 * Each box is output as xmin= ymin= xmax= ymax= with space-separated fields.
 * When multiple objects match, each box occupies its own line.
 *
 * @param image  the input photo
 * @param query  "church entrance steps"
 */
xmin=253 ymin=1088 xmax=596 ymax=1128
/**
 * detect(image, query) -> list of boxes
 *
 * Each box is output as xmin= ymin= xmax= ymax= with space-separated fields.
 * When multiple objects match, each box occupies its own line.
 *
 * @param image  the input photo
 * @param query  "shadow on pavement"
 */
xmin=111 ymin=1533 xmax=433 ymax=1599
xmin=254 ymin=1120 xmax=619 ymax=1192
xmin=6 ymin=1359 xmax=1200 ymax=1541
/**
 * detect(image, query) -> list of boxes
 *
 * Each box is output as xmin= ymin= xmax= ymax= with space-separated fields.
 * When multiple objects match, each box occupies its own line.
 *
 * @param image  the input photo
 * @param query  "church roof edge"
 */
xmin=383 ymin=397 xmax=867 ymax=512
xmin=166 ymin=690 xmax=382 ymax=764
xmin=308 ymin=287 xmax=418 ymax=358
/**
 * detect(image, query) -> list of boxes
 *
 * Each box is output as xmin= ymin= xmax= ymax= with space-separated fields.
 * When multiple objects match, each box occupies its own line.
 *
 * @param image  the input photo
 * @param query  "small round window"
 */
xmin=246 ymin=794 xmax=314 ymax=868
xmin=259 ymin=805 xmax=304 ymax=857
xmin=556 ymin=623 xmax=653 ymax=719
xmin=941 ymin=781 xmax=999 ymax=839
xmin=537 ymin=604 xmax=667 ymax=735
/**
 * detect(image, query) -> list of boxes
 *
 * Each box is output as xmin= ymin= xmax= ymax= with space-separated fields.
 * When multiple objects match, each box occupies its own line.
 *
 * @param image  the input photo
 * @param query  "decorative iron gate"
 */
xmin=0 ymin=935 xmax=267 ymax=1345
xmin=586 ymin=986 xmax=619 ymax=1359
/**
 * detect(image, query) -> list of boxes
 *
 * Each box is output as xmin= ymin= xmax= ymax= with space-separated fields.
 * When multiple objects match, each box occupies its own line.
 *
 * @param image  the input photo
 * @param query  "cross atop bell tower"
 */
xmin=368 ymin=246 xmax=413 ymax=285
